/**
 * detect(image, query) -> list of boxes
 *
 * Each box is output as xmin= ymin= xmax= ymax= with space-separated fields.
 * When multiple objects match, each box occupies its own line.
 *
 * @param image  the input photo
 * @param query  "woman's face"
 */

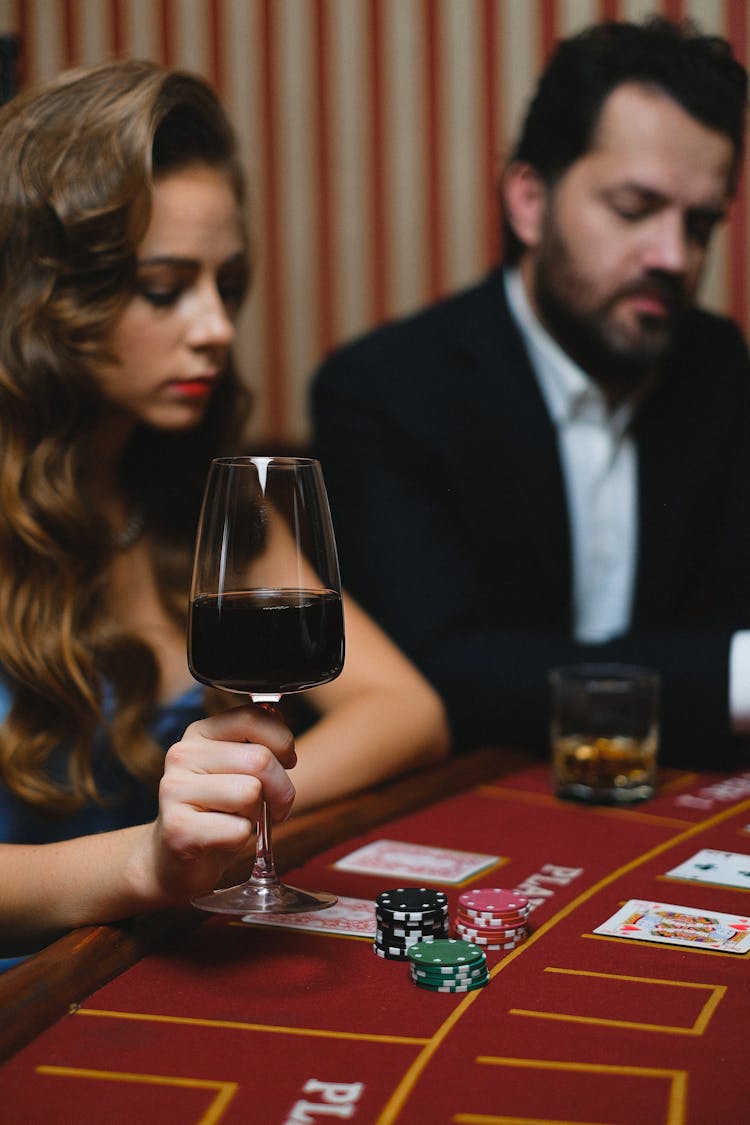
xmin=95 ymin=163 xmax=248 ymax=434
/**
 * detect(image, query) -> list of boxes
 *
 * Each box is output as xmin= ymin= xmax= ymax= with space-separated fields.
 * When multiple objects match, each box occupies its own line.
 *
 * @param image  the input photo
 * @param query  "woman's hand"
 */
xmin=0 ymin=707 xmax=296 ymax=950
xmin=143 ymin=705 xmax=297 ymax=903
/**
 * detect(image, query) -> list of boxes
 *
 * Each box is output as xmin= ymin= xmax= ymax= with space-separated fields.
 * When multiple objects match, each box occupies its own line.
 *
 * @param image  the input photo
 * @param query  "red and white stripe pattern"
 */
xmin=0 ymin=0 xmax=747 ymax=442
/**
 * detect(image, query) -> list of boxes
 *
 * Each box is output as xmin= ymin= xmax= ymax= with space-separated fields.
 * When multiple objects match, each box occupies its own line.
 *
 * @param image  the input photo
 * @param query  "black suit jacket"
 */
xmin=312 ymin=269 xmax=750 ymax=766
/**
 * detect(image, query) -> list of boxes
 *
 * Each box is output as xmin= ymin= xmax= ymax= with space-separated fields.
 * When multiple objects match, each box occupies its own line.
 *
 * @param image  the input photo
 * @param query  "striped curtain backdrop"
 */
xmin=0 ymin=0 xmax=747 ymax=443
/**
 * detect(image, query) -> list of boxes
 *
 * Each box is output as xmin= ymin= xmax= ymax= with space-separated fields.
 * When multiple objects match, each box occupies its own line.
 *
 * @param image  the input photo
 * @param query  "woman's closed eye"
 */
xmin=135 ymin=255 xmax=249 ymax=311
xmin=139 ymin=285 xmax=182 ymax=308
xmin=135 ymin=261 xmax=193 ymax=308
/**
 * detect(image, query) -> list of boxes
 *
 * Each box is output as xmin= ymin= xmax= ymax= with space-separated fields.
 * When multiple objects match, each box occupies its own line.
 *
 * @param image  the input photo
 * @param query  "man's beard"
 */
xmin=533 ymin=234 xmax=689 ymax=396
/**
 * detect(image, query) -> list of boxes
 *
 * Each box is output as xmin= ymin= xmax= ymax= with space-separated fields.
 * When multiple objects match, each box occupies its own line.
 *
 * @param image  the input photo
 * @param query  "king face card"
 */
xmin=594 ymin=899 xmax=750 ymax=953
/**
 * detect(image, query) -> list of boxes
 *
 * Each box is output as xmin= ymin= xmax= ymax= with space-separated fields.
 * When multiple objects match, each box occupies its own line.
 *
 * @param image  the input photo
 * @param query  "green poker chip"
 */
xmin=412 ymin=963 xmax=486 ymax=979
xmin=407 ymin=938 xmax=485 ymax=967
xmin=413 ymin=971 xmax=490 ymax=993
xmin=410 ymin=959 xmax=487 ymax=984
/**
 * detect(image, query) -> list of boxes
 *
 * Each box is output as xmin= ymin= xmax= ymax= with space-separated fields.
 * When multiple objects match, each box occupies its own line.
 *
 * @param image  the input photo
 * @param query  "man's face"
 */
xmin=522 ymin=83 xmax=735 ymax=388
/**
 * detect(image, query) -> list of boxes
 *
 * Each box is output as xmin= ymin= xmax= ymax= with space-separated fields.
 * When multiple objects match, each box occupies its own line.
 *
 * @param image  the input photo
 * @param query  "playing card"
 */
xmin=594 ymin=899 xmax=750 ymax=953
xmin=333 ymin=838 xmax=500 ymax=883
xmin=240 ymin=896 xmax=376 ymax=937
xmin=665 ymin=848 xmax=750 ymax=890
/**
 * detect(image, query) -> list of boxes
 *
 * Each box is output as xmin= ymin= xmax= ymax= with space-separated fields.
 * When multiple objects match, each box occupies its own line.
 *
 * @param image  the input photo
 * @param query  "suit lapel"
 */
xmin=451 ymin=271 xmax=573 ymax=625
xmin=633 ymin=350 xmax=718 ymax=623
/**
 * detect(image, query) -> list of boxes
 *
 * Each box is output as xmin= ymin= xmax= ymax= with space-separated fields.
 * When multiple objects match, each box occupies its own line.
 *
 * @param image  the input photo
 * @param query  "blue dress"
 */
xmin=0 ymin=679 xmax=206 ymax=969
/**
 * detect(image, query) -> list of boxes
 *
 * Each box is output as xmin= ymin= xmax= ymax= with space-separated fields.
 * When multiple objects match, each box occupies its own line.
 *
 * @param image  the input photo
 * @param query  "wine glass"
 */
xmin=187 ymin=456 xmax=344 ymax=915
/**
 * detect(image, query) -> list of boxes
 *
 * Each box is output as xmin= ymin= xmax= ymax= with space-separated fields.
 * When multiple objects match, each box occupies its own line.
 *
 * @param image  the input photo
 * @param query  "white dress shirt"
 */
xmin=504 ymin=267 xmax=637 ymax=643
xmin=503 ymin=267 xmax=750 ymax=730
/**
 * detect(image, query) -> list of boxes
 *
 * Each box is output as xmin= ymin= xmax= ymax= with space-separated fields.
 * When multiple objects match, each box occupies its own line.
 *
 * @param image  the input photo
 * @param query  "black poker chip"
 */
xmin=376 ymin=912 xmax=448 ymax=933
xmin=375 ymin=929 xmax=436 ymax=948
xmin=373 ymin=943 xmax=412 ymax=961
xmin=373 ymin=887 xmax=451 ymax=960
xmin=376 ymin=888 xmax=449 ymax=921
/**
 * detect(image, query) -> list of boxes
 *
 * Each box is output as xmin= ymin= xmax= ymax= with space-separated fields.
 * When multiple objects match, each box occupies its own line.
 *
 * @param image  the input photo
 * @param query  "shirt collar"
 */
xmin=503 ymin=266 xmax=635 ymax=436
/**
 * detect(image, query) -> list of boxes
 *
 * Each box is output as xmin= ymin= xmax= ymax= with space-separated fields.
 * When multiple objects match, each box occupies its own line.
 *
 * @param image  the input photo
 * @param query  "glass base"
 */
xmin=191 ymin=878 xmax=337 ymax=916
xmin=556 ymin=781 xmax=655 ymax=805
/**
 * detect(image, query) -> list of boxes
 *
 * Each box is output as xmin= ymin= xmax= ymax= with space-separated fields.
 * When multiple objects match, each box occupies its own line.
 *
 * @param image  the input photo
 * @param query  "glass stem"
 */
xmin=251 ymin=800 xmax=279 ymax=885
xmin=250 ymin=696 xmax=282 ymax=887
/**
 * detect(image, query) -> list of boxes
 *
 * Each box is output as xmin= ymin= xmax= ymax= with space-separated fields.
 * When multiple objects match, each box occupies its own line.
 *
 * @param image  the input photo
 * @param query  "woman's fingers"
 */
xmin=161 ymin=739 xmax=295 ymax=823
xmin=183 ymin=704 xmax=297 ymax=769
xmin=157 ymin=704 xmax=297 ymax=864
xmin=136 ymin=706 xmax=299 ymax=905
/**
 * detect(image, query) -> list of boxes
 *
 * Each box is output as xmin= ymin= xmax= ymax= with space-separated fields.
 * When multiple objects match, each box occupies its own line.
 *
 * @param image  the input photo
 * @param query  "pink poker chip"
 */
xmin=455 ymin=921 xmax=528 ymax=940
xmin=454 ymin=930 xmax=527 ymax=950
xmin=456 ymin=909 xmax=529 ymax=928
xmin=458 ymin=889 xmax=530 ymax=915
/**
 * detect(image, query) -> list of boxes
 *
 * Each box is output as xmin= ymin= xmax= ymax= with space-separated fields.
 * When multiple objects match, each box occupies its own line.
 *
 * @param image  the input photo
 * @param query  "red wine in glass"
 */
xmin=190 ymin=589 xmax=344 ymax=694
xmin=187 ymin=456 xmax=344 ymax=915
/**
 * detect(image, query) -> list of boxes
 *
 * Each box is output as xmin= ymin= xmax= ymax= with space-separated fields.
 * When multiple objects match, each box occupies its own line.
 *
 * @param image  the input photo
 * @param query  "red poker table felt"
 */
xmin=2 ymin=757 xmax=750 ymax=1124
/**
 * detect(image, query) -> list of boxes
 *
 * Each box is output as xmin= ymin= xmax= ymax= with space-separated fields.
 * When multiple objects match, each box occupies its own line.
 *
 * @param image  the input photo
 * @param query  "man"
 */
xmin=311 ymin=18 xmax=750 ymax=767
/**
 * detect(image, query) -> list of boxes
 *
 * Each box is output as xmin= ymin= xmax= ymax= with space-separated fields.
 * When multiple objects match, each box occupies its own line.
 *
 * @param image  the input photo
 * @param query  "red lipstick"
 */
xmin=169 ymin=378 xmax=216 ymax=398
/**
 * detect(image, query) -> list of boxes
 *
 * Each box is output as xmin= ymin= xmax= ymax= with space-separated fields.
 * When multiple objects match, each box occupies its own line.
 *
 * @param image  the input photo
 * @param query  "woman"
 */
xmin=0 ymin=59 xmax=449 ymax=954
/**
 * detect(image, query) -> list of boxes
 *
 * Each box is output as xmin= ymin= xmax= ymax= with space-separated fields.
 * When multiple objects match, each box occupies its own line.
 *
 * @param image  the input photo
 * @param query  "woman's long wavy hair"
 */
xmin=0 ymin=59 xmax=252 ymax=814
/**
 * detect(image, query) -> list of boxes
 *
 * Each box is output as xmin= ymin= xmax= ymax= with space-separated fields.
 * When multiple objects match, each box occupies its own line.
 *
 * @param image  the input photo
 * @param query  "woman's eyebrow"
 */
xmin=136 ymin=256 xmax=198 ymax=269
xmin=136 ymin=250 xmax=248 ymax=269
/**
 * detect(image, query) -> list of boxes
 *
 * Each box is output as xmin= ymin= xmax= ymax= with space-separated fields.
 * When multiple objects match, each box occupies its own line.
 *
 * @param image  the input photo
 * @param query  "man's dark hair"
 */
xmin=503 ymin=17 xmax=748 ymax=264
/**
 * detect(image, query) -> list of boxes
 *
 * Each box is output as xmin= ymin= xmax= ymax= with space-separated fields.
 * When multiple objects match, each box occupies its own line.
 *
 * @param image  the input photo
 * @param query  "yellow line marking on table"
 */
xmin=583 ymin=932 xmax=750 ymax=958
xmin=471 ymin=1057 xmax=687 ymax=1125
xmin=35 ymin=1066 xmax=236 ymax=1125
xmin=375 ymin=796 xmax=750 ymax=1124
xmin=509 ymin=967 xmax=725 ymax=1035
xmin=77 ymin=1006 xmax=428 ymax=1046
xmin=453 ymin=1115 xmax=612 ymax=1124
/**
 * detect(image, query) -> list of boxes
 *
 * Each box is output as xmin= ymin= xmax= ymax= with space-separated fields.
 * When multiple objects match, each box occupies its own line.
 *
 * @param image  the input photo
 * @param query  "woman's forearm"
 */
xmin=291 ymin=678 xmax=450 ymax=813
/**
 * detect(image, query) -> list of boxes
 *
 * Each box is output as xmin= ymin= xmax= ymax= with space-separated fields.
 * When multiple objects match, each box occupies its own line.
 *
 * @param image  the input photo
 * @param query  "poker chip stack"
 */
xmin=408 ymin=938 xmax=489 ymax=992
xmin=374 ymin=887 xmax=450 ymax=960
xmin=454 ymin=888 xmax=531 ymax=950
